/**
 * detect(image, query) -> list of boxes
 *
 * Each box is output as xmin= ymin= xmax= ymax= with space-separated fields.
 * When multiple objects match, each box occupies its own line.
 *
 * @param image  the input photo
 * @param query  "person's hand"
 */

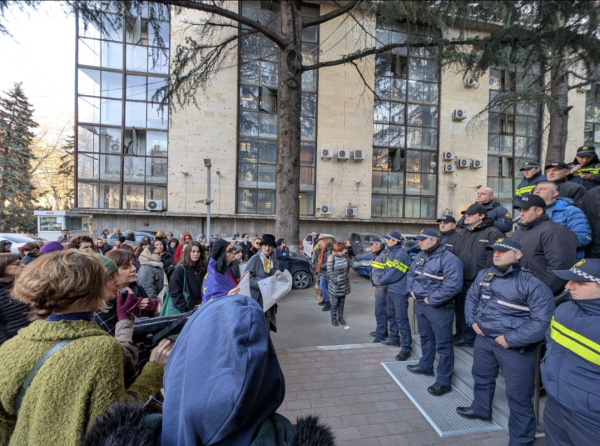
xmin=495 ymin=335 xmax=509 ymax=349
xmin=580 ymin=172 xmax=596 ymax=180
xmin=116 ymin=292 xmax=139 ymax=321
xmin=139 ymin=298 xmax=150 ymax=310
xmin=569 ymin=164 xmax=583 ymax=174
xmin=346 ymin=240 xmax=351 ymax=247
xmin=149 ymin=339 xmax=172 ymax=366
xmin=472 ymin=323 xmax=485 ymax=337
xmin=275 ymin=270 xmax=283 ymax=276
xmin=424 ymin=297 xmax=430 ymax=305
xmin=241 ymin=271 xmax=250 ymax=279
xmin=362 ymin=261 xmax=370 ymax=266
xmin=227 ymin=287 xmax=240 ymax=296
xmin=410 ymin=291 xmax=416 ymax=299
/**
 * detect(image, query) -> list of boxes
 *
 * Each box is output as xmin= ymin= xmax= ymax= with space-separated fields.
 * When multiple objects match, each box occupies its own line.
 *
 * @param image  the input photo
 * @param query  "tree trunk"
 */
xmin=275 ymin=0 xmax=302 ymax=252
xmin=546 ymin=66 xmax=569 ymax=163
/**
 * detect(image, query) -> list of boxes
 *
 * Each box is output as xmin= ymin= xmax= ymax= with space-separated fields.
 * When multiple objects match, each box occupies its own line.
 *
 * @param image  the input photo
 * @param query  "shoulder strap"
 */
xmin=182 ymin=266 xmax=188 ymax=302
xmin=14 ymin=338 xmax=75 ymax=414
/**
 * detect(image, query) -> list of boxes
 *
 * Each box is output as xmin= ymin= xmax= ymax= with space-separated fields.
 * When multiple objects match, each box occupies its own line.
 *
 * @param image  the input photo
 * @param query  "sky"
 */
xmin=0 ymin=2 xmax=75 ymax=124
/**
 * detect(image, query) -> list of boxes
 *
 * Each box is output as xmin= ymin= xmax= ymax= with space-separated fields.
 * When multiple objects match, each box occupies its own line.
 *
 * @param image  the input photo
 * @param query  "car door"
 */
xmin=350 ymin=234 xmax=360 ymax=256
xmin=303 ymin=234 xmax=313 ymax=256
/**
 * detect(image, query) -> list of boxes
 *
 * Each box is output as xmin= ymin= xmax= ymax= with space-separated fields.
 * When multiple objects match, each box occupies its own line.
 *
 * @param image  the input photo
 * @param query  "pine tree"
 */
xmin=58 ymin=134 xmax=75 ymax=210
xmin=0 ymin=82 xmax=38 ymax=233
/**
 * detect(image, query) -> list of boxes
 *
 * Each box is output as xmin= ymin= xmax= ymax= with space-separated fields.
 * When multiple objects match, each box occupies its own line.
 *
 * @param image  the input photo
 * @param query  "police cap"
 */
xmin=552 ymin=259 xmax=600 ymax=284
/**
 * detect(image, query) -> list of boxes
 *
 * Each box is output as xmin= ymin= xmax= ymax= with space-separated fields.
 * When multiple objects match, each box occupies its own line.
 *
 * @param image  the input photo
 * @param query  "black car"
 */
xmin=348 ymin=233 xmax=387 ymax=257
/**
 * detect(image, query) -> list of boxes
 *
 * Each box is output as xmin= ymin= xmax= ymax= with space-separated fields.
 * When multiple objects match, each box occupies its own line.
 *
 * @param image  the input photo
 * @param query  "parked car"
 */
xmin=225 ymin=237 xmax=314 ymax=290
xmin=348 ymin=233 xmax=387 ymax=257
xmin=301 ymin=233 xmax=337 ymax=257
xmin=351 ymin=240 xmax=421 ymax=277
xmin=0 ymin=234 xmax=46 ymax=254
xmin=133 ymin=231 xmax=157 ymax=242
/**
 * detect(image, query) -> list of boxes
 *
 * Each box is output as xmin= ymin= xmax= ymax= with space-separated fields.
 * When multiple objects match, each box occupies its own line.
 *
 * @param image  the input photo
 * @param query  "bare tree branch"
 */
xmin=302 ymin=0 xmax=363 ymax=28
xmin=349 ymin=60 xmax=380 ymax=104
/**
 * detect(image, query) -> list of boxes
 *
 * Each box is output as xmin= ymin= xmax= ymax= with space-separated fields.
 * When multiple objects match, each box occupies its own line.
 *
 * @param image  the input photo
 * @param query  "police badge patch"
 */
xmin=505 ymin=212 xmax=512 ymax=219
xmin=574 ymin=259 xmax=586 ymax=268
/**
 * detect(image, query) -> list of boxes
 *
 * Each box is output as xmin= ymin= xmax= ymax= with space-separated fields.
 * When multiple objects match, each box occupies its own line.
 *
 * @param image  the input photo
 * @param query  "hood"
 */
xmin=138 ymin=248 xmax=163 ymax=268
xmin=468 ymin=217 xmax=495 ymax=231
xmin=201 ymin=257 xmax=237 ymax=302
xmin=571 ymin=297 xmax=600 ymax=316
xmin=162 ymin=295 xmax=285 ymax=446
xmin=18 ymin=319 xmax=110 ymax=342
xmin=490 ymin=261 xmax=522 ymax=277
xmin=572 ymin=152 xmax=600 ymax=166
xmin=549 ymin=197 xmax=575 ymax=211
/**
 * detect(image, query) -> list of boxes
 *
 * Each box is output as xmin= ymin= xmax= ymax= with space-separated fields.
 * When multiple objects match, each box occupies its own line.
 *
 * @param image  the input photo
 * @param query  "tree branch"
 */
xmin=302 ymin=0 xmax=363 ymax=28
xmin=350 ymin=60 xmax=380 ymax=104
xmin=152 ymin=0 xmax=286 ymax=47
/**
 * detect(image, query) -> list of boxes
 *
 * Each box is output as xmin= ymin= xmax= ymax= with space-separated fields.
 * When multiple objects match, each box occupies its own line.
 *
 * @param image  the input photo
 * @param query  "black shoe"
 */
xmin=332 ymin=317 xmax=338 ymax=326
xmin=318 ymin=301 xmax=325 ymax=306
xmin=427 ymin=382 xmax=452 ymax=397
xmin=321 ymin=302 xmax=331 ymax=311
xmin=456 ymin=407 xmax=492 ymax=422
xmin=380 ymin=339 xmax=400 ymax=347
xmin=338 ymin=317 xmax=346 ymax=325
xmin=406 ymin=364 xmax=434 ymax=376
xmin=453 ymin=340 xmax=475 ymax=347
xmin=395 ymin=350 xmax=411 ymax=361
xmin=370 ymin=331 xmax=388 ymax=338
xmin=372 ymin=338 xmax=385 ymax=343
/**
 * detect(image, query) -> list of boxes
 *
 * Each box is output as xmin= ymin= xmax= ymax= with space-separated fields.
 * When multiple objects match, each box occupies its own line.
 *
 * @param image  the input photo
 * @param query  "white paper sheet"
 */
xmin=238 ymin=273 xmax=251 ymax=298
xmin=258 ymin=270 xmax=293 ymax=312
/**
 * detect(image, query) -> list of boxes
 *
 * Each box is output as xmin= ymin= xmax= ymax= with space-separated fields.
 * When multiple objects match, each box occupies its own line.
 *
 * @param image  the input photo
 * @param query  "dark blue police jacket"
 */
xmin=379 ymin=243 xmax=411 ymax=295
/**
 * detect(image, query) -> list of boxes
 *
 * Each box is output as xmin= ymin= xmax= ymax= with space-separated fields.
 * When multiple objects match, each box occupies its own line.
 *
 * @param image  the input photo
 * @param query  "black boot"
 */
xmin=322 ymin=302 xmax=331 ymax=311
xmin=338 ymin=297 xmax=346 ymax=325
xmin=332 ymin=317 xmax=338 ymax=326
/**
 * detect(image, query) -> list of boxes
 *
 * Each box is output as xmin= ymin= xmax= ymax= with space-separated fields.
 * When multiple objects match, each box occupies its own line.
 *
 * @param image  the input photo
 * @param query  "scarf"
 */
xmin=316 ymin=246 xmax=327 ymax=273
xmin=260 ymin=251 xmax=273 ymax=274
xmin=138 ymin=248 xmax=164 ymax=268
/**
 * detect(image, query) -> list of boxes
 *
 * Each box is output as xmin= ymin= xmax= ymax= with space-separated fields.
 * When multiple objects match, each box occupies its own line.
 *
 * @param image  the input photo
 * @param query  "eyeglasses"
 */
xmin=226 ymin=248 xmax=236 ymax=253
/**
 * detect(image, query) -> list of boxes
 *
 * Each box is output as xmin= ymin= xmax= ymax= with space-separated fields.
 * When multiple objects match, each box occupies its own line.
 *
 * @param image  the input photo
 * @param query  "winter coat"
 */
xmin=314 ymin=246 xmax=333 ymax=277
xmin=568 ymin=153 xmax=600 ymax=191
xmin=465 ymin=262 xmax=554 ymax=348
xmin=0 ymin=320 xmax=164 ymax=446
xmin=440 ymin=229 xmax=460 ymax=252
xmin=513 ymin=170 xmax=547 ymax=207
xmin=97 ymin=244 xmax=111 ymax=255
xmin=378 ymin=243 xmax=410 ymax=295
xmin=169 ymin=264 xmax=205 ymax=313
xmin=247 ymin=247 xmax=259 ymax=261
xmin=247 ymin=253 xmax=279 ymax=332
xmin=275 ymin=246 xmax=290 ymax=271
xmin=136 ymin=249 xmax=164 ymax=300
xmin=241 ymin=241 xmax=252 ymax=261
xmin=21 ymin=254 xmax=37 ymax=266
xmin=158 ymin=251 xmax=176 ymax=278
xmin=201 ymin=258 xmax=238 ymax=303
xmin=125 ymin=233 xmax=135 ymax=242
xmin=541 ymin=297 xmax=600 ymax=424
xmin=546 ymin=197 xmax=592 ymax=260
xmin=454 ymin=218 xmax=505 ymax=281
xmin=369 ymin=247 xmax=388 ymax=288
xmin=553 ymin=177 xmax=586 ymax=204
xmin=578 ymin=186 xmax=600 ymax=258
xmin=457 ymin=200 xmax=514 ymax=234
xmin=327 ymin=254 xmax=351 ymax=298
xmin=511 ymin=215 xmax=578 ymax=294
xmin=406 ymin=244 xmax=463 ymax=306
xmin=0 ymin=281 xmax=30 ymax=348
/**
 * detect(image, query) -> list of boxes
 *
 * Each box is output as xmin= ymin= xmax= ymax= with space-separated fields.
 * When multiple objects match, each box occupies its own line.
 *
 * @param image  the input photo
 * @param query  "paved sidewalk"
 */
xmin=275 ymin=344 xmax=509 ymax=446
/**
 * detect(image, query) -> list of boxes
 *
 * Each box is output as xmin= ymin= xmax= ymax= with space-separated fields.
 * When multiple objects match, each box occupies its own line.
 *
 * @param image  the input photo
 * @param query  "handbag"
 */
xmin=159 ymin=266 xmax=189 ymax=317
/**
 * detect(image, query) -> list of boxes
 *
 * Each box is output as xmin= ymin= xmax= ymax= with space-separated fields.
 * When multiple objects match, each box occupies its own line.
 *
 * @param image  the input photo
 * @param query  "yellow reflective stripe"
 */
xmin=572 ymin=168 xmax=600 ymax=176
xmin=516 ymin=185 xmax=536 ymax=197
xmin=386 ymin=258 xmax=408 ymax=273
xmin=371 ymin=261 xmax=386 ymax=270
xmin=550 ymin=317 xmax=600 ymax=366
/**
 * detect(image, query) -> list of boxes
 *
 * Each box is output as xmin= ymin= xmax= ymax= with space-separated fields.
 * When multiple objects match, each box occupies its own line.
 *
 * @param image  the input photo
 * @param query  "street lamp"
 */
xmin=200 ymin=159 xmax=214 ymax=242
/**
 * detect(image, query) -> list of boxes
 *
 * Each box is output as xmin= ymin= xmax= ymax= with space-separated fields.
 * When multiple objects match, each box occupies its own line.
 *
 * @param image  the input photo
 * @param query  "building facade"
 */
xmin=74 ymin=1 xmax=589 ymax=241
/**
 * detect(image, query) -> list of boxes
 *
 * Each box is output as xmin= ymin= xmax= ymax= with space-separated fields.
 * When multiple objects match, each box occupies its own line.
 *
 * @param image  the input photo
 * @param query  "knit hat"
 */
xmin=94 ymin=253 xmax=118 ymax=276
xmin=211 ymin=239 xmax=230 ymax=260
xmin=40 ymin=241 xmax=64 ymax=255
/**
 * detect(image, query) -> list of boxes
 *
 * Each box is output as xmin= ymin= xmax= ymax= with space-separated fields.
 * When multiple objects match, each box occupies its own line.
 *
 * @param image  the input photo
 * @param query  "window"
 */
xmin=237 ymin=1 xmax=319 ymax=215
xmin=488 ymin=65 xmax=542 ymax=213
xmin=39 ymin=217 xmax=63 ymax=232
xmin=584 ymin=84 xmax=600 ymax=153
xmin=372 ymin=21 xmax=438 ymax=219
xmin=76 ymin=2 xmax=169 ymax=210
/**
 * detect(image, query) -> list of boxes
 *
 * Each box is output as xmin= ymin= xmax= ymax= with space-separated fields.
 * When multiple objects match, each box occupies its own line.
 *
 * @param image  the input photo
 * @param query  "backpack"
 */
xmin=159 ymin=266 xmax=189 ymax=317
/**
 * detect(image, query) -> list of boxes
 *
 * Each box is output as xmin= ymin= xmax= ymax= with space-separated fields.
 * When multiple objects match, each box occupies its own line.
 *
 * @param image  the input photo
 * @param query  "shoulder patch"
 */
xmin=505 ymin=212 xmax=512 ymax=219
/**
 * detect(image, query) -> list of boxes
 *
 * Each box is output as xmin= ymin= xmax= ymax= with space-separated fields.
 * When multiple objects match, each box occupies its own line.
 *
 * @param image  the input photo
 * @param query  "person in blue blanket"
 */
xmin=201 ymin=239 xmax=242 ymax=302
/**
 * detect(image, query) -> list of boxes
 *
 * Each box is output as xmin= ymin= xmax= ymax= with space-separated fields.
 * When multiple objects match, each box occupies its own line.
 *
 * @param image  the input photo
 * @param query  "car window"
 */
xmin=0 ymin=234 xmax=35 ymax=243
xmin=306 ymin=235 xmax=313 ymax=244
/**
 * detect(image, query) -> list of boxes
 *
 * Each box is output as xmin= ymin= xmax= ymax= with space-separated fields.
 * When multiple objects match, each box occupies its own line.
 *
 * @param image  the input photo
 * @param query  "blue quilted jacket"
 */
xmin=547 ymin=197 xmax=592 ymax=260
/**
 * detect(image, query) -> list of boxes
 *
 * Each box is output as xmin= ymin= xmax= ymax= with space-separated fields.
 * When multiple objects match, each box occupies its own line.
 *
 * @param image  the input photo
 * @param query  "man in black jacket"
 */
xmin=568 ymin=145 xmax=600 ymax=191
xmin=457 ymin=188 xmax=513 ymax=234
xmin=545 ymin=161 xmax=586 ymax=204
xmin=510 ymin=195 xmax=577 ymax=294
xmin=578 ymin=186 xmax=600 ymax=258
xmin=454 ymin=204 xmax=504 ymax=346
xmin=513 ymin=161 xmax=546 ymax=208
xmin=438 ymin=215 xmax=460 ymax=251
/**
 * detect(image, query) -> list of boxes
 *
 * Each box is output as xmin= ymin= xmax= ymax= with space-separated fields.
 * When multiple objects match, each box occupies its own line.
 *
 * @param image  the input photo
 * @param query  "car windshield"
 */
xmin=0 ymin=234 xmax=36 ymax=243
xmin=362 ymin=235 xmax=381 ymax=242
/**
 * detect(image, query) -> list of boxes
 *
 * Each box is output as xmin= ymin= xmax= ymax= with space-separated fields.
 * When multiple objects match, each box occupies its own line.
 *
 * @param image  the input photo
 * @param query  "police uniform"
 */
xmin=542 ymin=259 xmax=600 ymax=446
xmin=513 ymin=161 xmax=547 ymax=207
xmin=438 ymin=215 xmax=460 ymax=251
xmin=567 ymin=145 xmax=600 ymax=191
xmin=370 ymin=242 xmax=389 ymax=342
xmin=457 ymin=201 xmax=514 ymax=234
xmin=458 ymin=238 xmax=555 ymax=446
xmin=379 ymin=231 xmax=412 ymax=357
xmin=406 ymin=229 xmax=463 ymax=395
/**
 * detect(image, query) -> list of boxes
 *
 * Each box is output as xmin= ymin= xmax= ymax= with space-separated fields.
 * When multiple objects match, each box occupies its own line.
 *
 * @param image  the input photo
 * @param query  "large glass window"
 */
xmin=584 ymin=84 xmax=600 ymax=151
xmin=372 ymin=21 xmax=438 ymax=218
xmin=237 ymin=1 xmax=318 ymax=215
xmin=487 ymin=65 xmax=542 ymax=213
xmin=76 ymin=2 xmax=169 ymax=210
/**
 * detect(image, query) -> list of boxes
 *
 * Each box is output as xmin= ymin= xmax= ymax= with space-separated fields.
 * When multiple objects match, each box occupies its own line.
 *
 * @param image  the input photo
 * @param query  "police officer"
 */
xmin=438 ymin=215 xmax=460 ymax=251
xmin=457 ymin=187 xmax=514 ymax=234
xmin=406 ymin=229 xmax=463 ymax=396
xmin=378 ymin=231 xmax=412 ymax=361
xmin=457 ymin=238 xmax=555 ymax=446
xmin=364 ymin=239 xmax=388 ymax=343
xmin=542 ymin=259 xmax=600 ymax=445
xmin=545 ymin=161 xmax=587 ymax=203
xmin=454 ymin=203 xmax=504 ymax=347
xmin=513 ymin=161 xmax=546 ymax=207
xmin=568 ymin=145 xmax=600 ymax=191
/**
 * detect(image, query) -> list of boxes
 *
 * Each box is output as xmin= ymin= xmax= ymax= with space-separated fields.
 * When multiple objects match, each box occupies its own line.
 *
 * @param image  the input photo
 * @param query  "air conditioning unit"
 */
xmin=346 ymin=207 xmax=358 ymax=217
xmin=442 ymin=151 xmax=455 ymax=161
xmin=471 ymin=159 xmax=484 ymax=169
xmin=353 ymin=150 xmax=365 ymax=162
xmin=268 ymin=75 xmax=278 ymax=86
xmin=320 ymin=149 xmax=333 ymax=160
xmin=464 ymin=78 xmax=478 ymax=88
xmin=147 ymin=199 xmax=163 ymax=211
xmin=453 ymin=109 xmax=467 ymax=121
xmin=337 ymin=149 xmax=352 ymax=162
xmin=109 ymin=143 xmax=120 ymax=153
xmin=457 ymin=159 xmax=470 ymax=168
xmin=578 ymin=84 xmax=592 ymax=92
xmin=443 ymin=164 xmax=456 ymax=173
xmin=320 ymin=205 xmax=332 ymax=215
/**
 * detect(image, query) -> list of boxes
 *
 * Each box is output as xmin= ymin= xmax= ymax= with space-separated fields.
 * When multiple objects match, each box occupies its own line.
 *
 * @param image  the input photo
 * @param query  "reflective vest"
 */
xmin=371 ymin=259 xmax=386 ymax=270
xmin=385 ymin=257 xmax=409 ymax=273
xmin=550 ymin=316 xmax=600 ymax=366
xmin=515 ymin=184 xmax=537 ymax=197
xmin=571 ymin=167 xmax=600 ymax=176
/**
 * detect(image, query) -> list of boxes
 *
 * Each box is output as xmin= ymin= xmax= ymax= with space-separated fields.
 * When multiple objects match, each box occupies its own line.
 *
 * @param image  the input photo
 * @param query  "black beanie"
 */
xmin=211 ymin=239 xmax=230 ymax=260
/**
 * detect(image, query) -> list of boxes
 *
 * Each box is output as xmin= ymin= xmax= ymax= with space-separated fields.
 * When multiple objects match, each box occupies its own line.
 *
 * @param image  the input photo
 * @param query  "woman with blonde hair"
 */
xmin=110 ymin=228 xmax=122 ymax=239
xmin=125 ymin=230 xmax=135 ymax=242
xmin=313 ymin=236 xmax=334 ymax=312
xmin=247 ymin=236 xmax=261 ymax=261
xmin=0 ymin=250 xmax=170 ymax=446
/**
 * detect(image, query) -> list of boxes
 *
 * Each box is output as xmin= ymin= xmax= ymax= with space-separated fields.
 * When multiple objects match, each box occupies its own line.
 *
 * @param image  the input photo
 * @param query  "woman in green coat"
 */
xmin=0 ymin=250 xmax=171 ymax=446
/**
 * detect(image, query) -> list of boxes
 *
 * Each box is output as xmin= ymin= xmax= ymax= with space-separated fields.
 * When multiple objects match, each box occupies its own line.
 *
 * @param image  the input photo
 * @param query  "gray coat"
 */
xmin=136 ymin=264 xmax=164 ymax=300
xmin=327 ymin=254 xmax=351 ymax=298
xmin=247 ymin=253 xmax=279 ymax=333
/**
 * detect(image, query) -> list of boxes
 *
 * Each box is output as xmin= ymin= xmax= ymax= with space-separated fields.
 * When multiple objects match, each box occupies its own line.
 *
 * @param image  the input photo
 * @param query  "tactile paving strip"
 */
xmin=382 ymin=360 xmax=504 ymax=438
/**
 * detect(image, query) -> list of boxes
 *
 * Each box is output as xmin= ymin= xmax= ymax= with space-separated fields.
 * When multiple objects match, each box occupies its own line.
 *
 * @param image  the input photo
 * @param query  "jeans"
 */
xmin=320 ymin=276 xmax=330 ymax=302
